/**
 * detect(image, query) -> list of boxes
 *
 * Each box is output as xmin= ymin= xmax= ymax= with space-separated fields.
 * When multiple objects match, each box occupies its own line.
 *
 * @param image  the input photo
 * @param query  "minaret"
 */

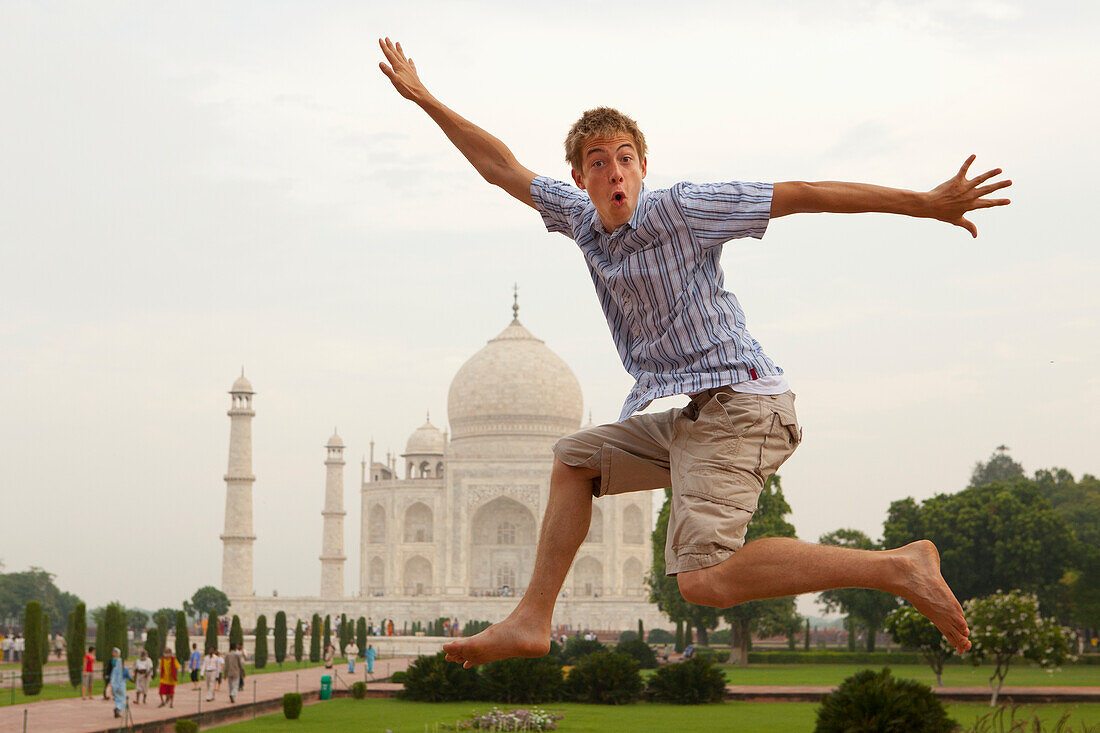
xmin=319 ymin=429 xmax=347 ymax=598
xmin=221 ymin=369 xmax=256 ymax=598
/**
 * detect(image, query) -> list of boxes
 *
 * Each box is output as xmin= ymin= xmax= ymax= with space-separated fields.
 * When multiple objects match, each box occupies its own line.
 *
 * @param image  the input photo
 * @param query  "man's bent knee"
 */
xmin=677 ymin=569 xmax=725 ymax=607
xmin=551 ymin=457 xmax=600 ymax=483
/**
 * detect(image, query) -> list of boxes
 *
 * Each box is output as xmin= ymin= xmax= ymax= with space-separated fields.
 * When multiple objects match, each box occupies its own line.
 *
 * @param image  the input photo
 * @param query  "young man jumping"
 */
xmin=378 ymin=37 xmax=1010 ymax=667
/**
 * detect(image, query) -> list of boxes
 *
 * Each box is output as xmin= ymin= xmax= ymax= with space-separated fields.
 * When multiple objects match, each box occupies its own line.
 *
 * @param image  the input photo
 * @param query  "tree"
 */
xmin=1032 ymin=468 xmax=1100 ymax=631
xmin=0 ymin=566 xmax=81 ymax=631
xmin=294 ymin=619 xmax=304 ymax=662
xmin=40 ymin=609 xmax=50 ymax=662
xmin=886 ymin=605 xmax=953 ymax=686
xmin=22 ymin=601 xmax=44 ymax=695
xmin=102 ymin=602 xmax=128 ymax=659
xmin=175 ymin=611 xmax=190 ymax=663
xmin=205 ymin=614 xmax=218 ymax=653
xmin=254 ymin=615 xmax=268 ymax=669
xmin=883 ymin=482 xmax=1076 ymax=614
xmin=356 ymin=617 xmax=367 ymax=658
xmin=647 ymin=489 xmax=719 ymax=649
xmin=816 ymin=529 xmax=898 ymax=652
xmin=66 ymin=603 xmax=86 ymax=688
xmin=229 ymin=615 xmax=243 ymax=648
xmin=274 ymin=611 xmax=287 ymax=664
xmin=94 ymin=609 xmax=107 ymax=664
xmin=965 ymin=590 xmax=1075 ymax=706
xmin=144 ymin=628 xmax=160 ymax=664
xmin=969 ymin=445 xmax=1025 ymax=488
xmin=127 ymin=609 xmax=149 ymax=632
xmin=154 ymin=611 xmax=170 ymax=661
xmin=323 ymin=614 xmax=332 ymax=652
xmin=722 ymin=476 xmax=802 ymax=665
xmin=310 ymin=614 xmax=322 ymax=662
xmin=339 ymin=613 xmax=349 ymax=655
xmin=189 ymin=586 xmax=230 ymax=620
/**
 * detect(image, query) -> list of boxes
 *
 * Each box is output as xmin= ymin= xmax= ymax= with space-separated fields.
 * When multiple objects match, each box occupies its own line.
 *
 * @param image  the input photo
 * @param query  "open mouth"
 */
xmin=613 ymin=192 xmax=626 ymax=204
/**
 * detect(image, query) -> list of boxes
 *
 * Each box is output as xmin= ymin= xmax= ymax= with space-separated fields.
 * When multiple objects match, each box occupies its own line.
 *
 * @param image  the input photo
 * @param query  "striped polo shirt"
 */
xmin=531 ymin=175 xmax=784 ymax=421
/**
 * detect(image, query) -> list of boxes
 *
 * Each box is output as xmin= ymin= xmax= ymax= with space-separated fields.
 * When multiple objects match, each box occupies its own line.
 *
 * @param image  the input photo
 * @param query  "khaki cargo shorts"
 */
xmin=554 ymin=388 xmax=801 ymax=575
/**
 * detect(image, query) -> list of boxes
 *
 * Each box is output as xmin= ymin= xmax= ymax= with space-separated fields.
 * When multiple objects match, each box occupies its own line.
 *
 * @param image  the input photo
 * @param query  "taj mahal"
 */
xmin=220 ymin=296 xmax=666 ymax=631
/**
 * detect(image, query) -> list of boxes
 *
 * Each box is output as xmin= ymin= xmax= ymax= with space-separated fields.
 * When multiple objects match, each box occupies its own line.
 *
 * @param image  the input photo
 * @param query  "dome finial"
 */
xmin=512 ymin=283 xmax=520 ymax=323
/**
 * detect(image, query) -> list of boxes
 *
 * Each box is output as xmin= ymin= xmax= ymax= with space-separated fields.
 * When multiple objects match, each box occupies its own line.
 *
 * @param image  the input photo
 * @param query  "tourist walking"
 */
xmin=223 ymin=644 xmax=244 ymax=703
xmin=201 ymin=647 xmax=220 ymax=701
xmin=346 ymin=640 xmax=358 ymax=673
xmin=365 ymin=644 xmax=376 ymax=677
xmin=108 ymin=647 xmax=130 ymax=718
xmin=132 ymin=649 xmax=153 ymax=704
xmin=323 ymin=641 xmax=335 ymax=669
xmin=188 ymin=643 xmax=201 ymax=690
xmin=81 ymin=645 xmax=96 ymax=700
xmin=157 ymin=647 xmax=181 ymax=708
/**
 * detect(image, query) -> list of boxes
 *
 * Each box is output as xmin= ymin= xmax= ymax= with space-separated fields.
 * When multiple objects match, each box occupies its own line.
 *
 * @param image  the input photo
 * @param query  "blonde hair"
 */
xmin=564 ymin=107 xmax=647 ymax=173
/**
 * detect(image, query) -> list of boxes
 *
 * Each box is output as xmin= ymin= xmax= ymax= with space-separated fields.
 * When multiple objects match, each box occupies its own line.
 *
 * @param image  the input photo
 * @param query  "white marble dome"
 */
xmin=405 ymin=417 xmax=445 ymax=455
xmin=447 ymin=317 xmax=583 ymax=441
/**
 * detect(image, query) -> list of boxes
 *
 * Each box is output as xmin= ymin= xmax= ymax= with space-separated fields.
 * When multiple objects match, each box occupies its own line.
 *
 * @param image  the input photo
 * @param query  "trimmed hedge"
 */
xmin=561 ymin=636 xmax=604 ymax=664
xmin=174 ymin=720 xmax=199 ymax=733
xmin=282 ymin=692 xmax=303 ymax=719
xmin=647 ymin=628 xmax=675 ymax=644
xmin=646 ymin=657 xmax=726 ymax=704
xmin=566 ymin=651 xmax=642 ymax=705
xmin=397 ymin=652 xmax=480 ymax=702
xmin=274 ymin=611 xmax=287 ymax=664
xmin=22 ymin=601 xmax=44 ymax=695
xmin=254 ymin=615 xmax=268 ymax=669
xmin=615 ymin=638 xmax=658 ymax=669
xmin=747 ymin=650 xmax=928 ymax=665
xmin=352 ymin=681 xmax=367 ymax=699
xmin=479 ymin=656 xmax=564 ymax=703
xmin=815 ymin=668 xmax=955 ymax=733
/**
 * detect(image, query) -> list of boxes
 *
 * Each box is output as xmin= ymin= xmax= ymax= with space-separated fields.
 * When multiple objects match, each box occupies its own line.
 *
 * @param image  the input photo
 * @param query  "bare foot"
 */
xmin=893 ymin=540 xmax=971 ymax=655
xmin=442 ymin=614 xmax=550 ymax=668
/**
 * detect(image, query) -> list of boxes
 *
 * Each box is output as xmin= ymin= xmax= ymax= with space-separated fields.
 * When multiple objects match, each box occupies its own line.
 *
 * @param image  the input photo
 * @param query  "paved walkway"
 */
xmin=0 ymin=658 xmax=410 ymax=733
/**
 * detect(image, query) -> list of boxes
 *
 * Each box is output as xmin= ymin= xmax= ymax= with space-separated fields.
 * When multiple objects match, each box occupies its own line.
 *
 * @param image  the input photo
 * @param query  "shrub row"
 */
xmin=744 ymin=650 xmax=928 ymax=665
xmin=399 ymin=651 xmax=721 ymax=705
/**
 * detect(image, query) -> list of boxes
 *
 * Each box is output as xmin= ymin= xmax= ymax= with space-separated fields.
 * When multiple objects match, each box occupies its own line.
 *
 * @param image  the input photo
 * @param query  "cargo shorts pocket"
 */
xmin=673 ymin=392 xmax=768 ymax=514
xmin=756 ymin=399 xmax=801 ymax=483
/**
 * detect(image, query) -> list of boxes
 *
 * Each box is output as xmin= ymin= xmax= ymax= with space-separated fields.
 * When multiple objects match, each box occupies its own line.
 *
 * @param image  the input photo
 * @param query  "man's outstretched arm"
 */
xmin=378 ymin=38 xmax=536 ymax=208
xmin=771 ymin=155 xmax=1012 ymax=237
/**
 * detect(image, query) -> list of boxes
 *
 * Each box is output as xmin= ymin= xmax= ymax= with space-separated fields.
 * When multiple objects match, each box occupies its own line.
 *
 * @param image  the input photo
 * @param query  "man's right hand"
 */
xmin=375 ymin=36 xmax=537 ymax=208
xmin=378 ymin=37 xmax=428 ymax=104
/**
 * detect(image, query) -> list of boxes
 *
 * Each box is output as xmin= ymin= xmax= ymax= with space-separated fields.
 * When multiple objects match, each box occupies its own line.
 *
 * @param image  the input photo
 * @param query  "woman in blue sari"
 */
xmin=109 ymin=647 xmax=130 ymax=718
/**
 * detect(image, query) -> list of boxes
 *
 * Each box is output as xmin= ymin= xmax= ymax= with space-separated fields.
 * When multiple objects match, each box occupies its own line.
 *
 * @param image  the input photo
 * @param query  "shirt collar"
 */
xmin=590 ymin=185 xmax=647 ymax=236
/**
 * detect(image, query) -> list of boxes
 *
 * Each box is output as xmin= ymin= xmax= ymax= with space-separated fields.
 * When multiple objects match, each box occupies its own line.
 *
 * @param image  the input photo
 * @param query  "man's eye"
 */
xmin=592 ymin=161 xmax=603 ymax=167
xmin=622 ymin=156 xmax=633 ymax=163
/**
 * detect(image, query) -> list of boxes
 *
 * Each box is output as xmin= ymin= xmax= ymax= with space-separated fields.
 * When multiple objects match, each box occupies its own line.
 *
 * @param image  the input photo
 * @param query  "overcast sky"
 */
xmin=2 ymin=1 xmax=1097 ymax=621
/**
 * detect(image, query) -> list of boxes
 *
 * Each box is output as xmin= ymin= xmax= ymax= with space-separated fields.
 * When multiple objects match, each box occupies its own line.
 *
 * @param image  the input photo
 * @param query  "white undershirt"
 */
xmin=730 ymin=374 xmax=790 ymax=396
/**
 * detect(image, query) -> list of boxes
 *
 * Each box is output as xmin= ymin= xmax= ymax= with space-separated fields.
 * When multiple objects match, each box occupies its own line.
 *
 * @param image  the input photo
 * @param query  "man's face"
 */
xmin=571 ymin=134 xmax=647 ymax=232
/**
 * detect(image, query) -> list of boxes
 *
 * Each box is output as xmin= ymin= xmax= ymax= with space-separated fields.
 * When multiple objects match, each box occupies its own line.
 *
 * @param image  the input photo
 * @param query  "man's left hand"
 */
xmin=924 ymin=155 xmax=1012 ymax=237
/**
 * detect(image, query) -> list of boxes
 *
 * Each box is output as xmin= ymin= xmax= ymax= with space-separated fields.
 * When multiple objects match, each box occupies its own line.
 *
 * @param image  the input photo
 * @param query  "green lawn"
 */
xmin=716 ymin=663 xmax=1100 ymax=688
xmin=212 ymin=698 xmax=1100 ymax=732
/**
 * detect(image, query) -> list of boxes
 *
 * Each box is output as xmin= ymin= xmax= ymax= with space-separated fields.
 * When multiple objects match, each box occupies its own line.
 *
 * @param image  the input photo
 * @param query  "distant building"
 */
xmin=223 ymin=297 xmax=663 ymax=631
